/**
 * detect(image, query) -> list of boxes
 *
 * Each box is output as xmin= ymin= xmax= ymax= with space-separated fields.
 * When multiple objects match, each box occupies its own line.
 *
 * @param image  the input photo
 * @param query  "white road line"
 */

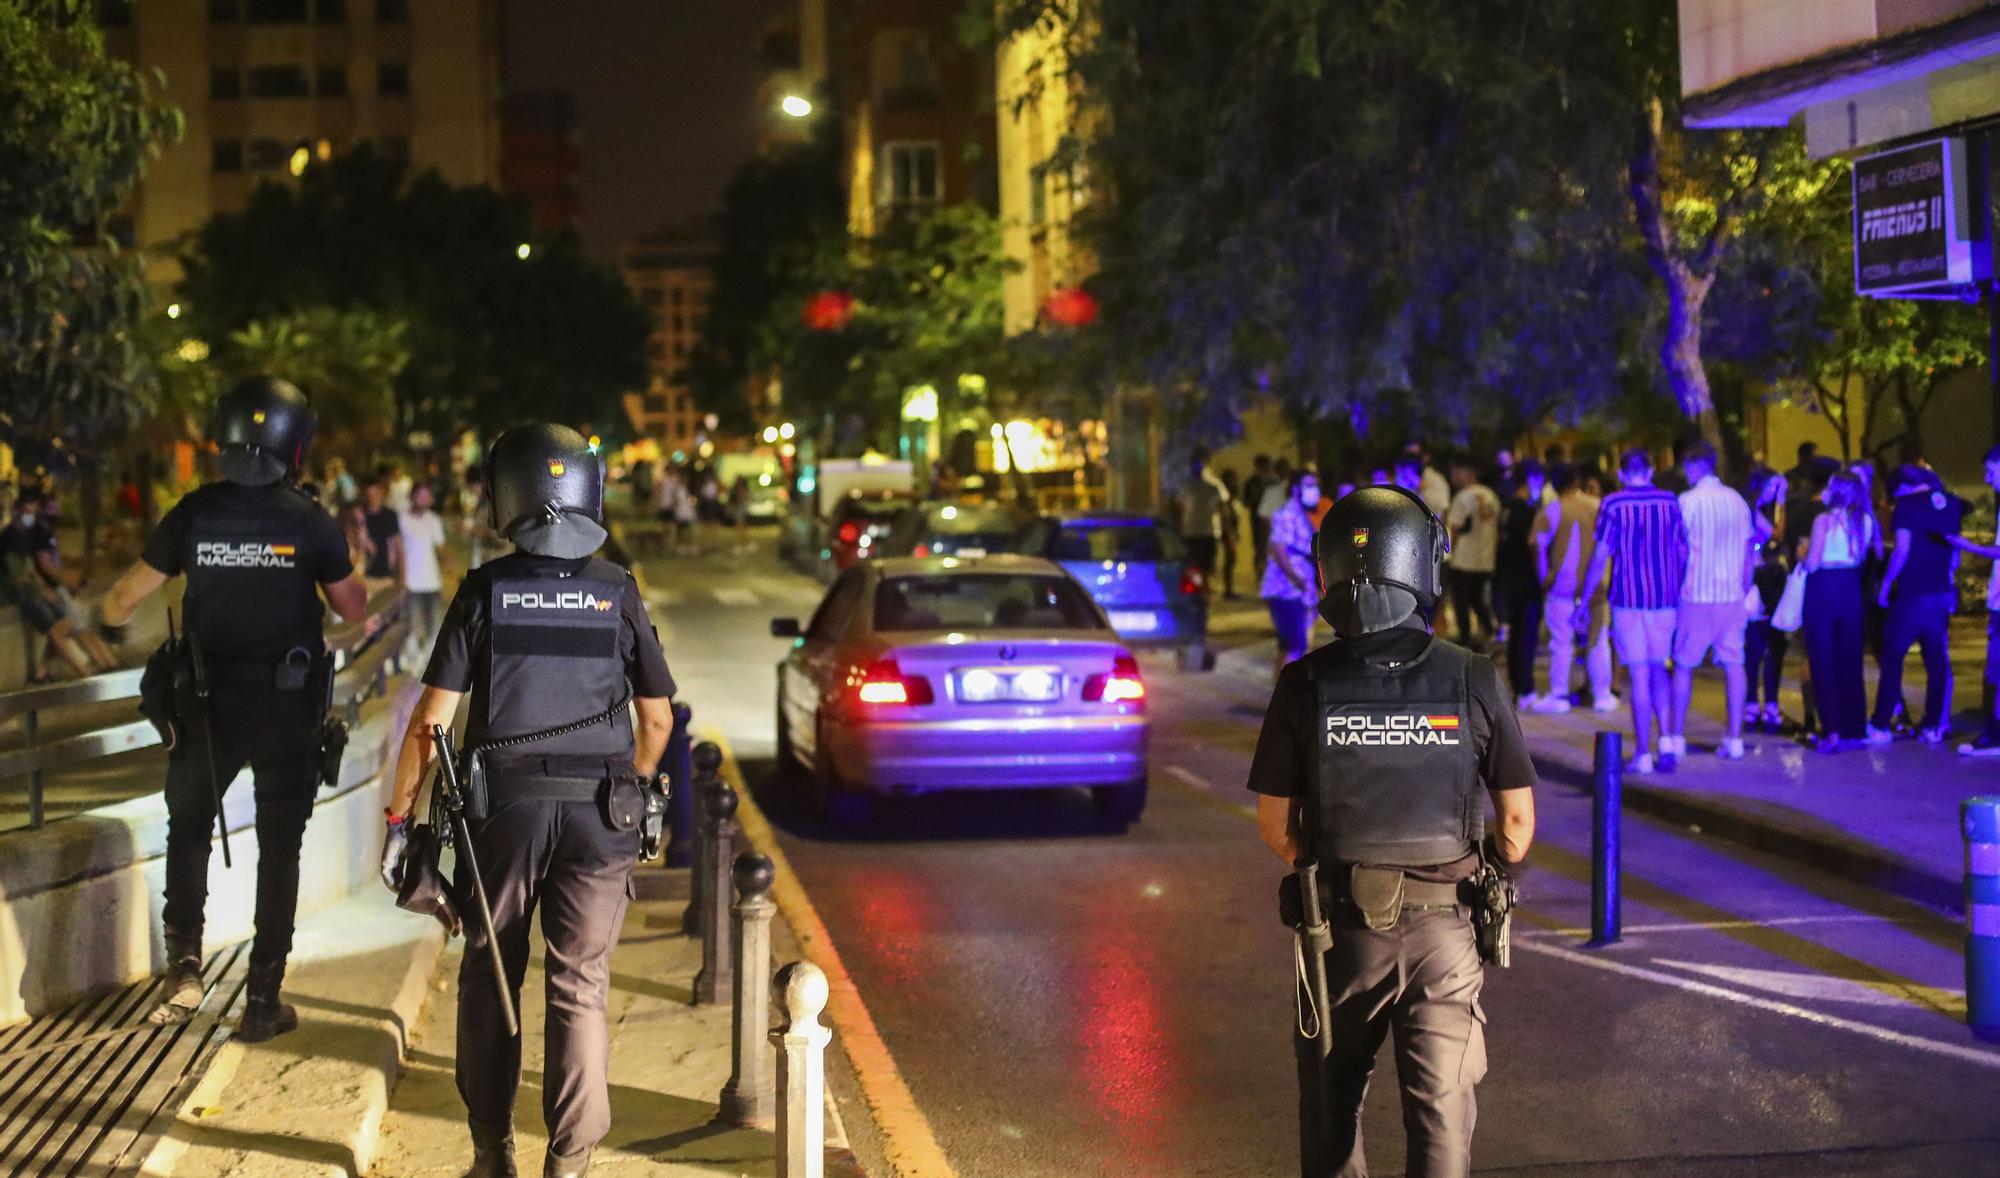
xmin=1165 ymin=765 xmax=1211 ymax=791
xmin=1516 ymin=914 xmax=1931 ymax=939
xmin=711 ymin=587 xmax=759 ymax=607
xmin=1516 ymin=938 xmax=2000 ymax=1069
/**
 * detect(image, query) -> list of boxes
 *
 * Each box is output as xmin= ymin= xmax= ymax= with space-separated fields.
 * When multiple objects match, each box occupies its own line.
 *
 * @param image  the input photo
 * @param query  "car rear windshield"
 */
xmin=931 ymin=505 xmax=1017 ymax=533
xmin=1052 ymin=523 xmax=1185 ymax=563
xmin=875 ymin=574 xmax=1102 ymax=632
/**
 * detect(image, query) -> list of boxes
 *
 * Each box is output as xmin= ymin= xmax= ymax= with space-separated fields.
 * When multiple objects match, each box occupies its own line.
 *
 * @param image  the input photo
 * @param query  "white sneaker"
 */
xmin=1530 ymin=695 xmax=1572 ymax=714
xmin=1718 ymin=738 xmax=1746 ymax=761
xmin=1517 ymin=692 xmax=1540 ymax=711
xmin=1592 ymin=694 xmax=1620 ymax=713
xmin=1626 ymin=754 xmax=1655 ymax=775
xmin=1864 ymin=725 xmax=1894 ymax=746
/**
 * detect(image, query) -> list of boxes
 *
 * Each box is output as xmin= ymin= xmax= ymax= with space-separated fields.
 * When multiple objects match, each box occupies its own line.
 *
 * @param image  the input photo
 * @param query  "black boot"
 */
xmin=146 ymin=928 xmax=205 ymax=1026
xmin=465 ymin=1120 xmax=519 ymax=1178
xmin=545 ymin=1145 xmax=591 ymax=1178
xmin=236 ymin=961 xmax=298 ymax=1044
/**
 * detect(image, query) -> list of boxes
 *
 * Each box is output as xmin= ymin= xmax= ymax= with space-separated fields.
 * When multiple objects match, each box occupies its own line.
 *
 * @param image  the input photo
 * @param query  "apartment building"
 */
xmin=621 ymin=226 xmax=717 ymax=453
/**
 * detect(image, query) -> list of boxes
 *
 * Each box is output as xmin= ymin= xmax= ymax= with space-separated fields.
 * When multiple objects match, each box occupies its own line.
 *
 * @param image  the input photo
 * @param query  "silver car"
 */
xmin=771 ymin=555 xmax=1150 ymax=829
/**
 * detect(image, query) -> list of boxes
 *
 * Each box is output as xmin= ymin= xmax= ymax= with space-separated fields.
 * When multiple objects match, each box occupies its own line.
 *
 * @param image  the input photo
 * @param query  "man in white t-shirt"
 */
xmin=1445 ymin=460 xmax=1500 ymax=645
xmin=398 ymin=483 xmax=448 ymax=659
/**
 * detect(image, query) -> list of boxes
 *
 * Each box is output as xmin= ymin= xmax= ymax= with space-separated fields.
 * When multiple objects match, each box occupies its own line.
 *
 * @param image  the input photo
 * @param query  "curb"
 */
xmin=1532 ymin=753 xmax=1964 ymax=916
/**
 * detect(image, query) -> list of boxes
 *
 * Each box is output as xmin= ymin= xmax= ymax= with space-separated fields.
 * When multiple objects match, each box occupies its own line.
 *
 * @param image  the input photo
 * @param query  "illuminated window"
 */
xmin=880 ymin=142 xmax=940 ymax=206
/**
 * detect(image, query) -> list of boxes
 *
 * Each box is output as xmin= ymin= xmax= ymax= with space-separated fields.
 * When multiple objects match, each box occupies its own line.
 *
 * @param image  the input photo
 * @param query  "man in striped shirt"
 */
xmin=1668 ymin=442 xmax=1754 ymax=761
xmin=1582 ymin=450 xmax=1689 ymax=773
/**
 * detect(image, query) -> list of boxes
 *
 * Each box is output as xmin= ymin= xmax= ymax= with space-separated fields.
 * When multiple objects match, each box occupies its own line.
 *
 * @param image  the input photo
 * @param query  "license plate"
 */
xmin=955 ymin=546 xmax=987 ymax=558
xmin=1109 ymin=610 xmax=1160 ymax=633
xmin=956 ymin=666 xmax=1062 ymax=702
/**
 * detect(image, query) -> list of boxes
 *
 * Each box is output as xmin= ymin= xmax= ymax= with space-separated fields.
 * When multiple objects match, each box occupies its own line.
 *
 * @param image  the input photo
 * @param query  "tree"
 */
xmin=219 ymin=307 xmax=411 ymax=465
xmin=0 ymin=0 xmax=180 ymax=562
xmin=177 ymin=148 xmax=648 ymax=439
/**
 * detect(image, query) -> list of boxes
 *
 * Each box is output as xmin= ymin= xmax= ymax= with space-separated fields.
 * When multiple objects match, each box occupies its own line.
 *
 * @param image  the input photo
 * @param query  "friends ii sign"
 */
xmin=1853 ymin=137 xmax=1987 ymax=296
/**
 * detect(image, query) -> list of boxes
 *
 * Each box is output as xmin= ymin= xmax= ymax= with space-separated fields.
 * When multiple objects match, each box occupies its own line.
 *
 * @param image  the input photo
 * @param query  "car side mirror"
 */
xmin=770 ymin=617 xmax=802 ymax=638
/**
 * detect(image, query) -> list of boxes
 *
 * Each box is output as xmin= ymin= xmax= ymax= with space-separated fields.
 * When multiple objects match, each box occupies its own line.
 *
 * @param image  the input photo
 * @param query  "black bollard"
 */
xmin=721 ymin=851 xmax=778 ymax=1127
xmin=664 ymin=702 xmax=695 ymax=868
xmin=1590 ymin=730 xmax=1622 ymax=946
xmin=683 ymin=741 xmax=723 ymax=935
xmin=693 ymin=777 xmax=739 ymax=1005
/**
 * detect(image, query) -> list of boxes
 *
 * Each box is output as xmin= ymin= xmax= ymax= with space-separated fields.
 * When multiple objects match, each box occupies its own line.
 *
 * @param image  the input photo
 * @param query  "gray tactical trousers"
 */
xmin=456 ymin=797 xmax=638 ymax=1158
xmin=1298 ymin=906 xmax=1487 ymax=1178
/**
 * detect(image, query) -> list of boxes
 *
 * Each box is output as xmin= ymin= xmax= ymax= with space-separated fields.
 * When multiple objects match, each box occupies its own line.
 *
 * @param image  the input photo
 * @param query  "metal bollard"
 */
xmin=772 ymin=961 xmax=831 ymax=1178
xmin=1965 ymin=796 xmax=2000 ymax=1043
xmin=664 ymin=703 xmax=696 ymax=868
xmin=693 ymin=777 xmax=739 ymax=1005
xmin=720 ymin=852 xmax=777 ymax=1127
xmin=682 ymin=741 xmax=722 ymax=935
xmin=1590 ymin=730 xmax=1622 ymax=946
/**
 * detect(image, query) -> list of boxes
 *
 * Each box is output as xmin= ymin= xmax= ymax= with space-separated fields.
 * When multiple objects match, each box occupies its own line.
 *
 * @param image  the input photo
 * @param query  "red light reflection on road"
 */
xmin=846 ymin=866 xmax=930 ymax=990
xmin=1074 ymin=918 xmax=1176 ymax=1170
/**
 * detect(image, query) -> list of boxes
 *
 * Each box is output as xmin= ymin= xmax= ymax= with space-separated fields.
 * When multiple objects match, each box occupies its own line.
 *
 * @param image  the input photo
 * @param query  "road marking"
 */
xmin=1645 ymin=958 xmax=1913 ymax=1007
xmin=1160 ymin=765 xmax=1257 ymax=820
xmin=707 ymin=729 xmax=957 ymax=1178
xmin=712 ymin=587 xmax=759 ymax=607
xmin=1514 ymin=935 xmax=2000 ymax=1071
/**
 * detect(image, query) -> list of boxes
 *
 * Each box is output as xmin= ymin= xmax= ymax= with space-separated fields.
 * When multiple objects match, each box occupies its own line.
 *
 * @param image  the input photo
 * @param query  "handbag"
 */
xmin=1770 ymin=566 xmax=1808 ymax=633
xmin=1743 ymin=583 xmax=1765 ymax=622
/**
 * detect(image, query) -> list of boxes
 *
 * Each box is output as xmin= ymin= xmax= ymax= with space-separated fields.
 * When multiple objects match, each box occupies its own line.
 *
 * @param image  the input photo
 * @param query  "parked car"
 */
xmin=820 ymin=491 xmax=912 ymax=576
xmin=876 ymin=500 xmax=1028 ymax=560
xmin=770 ymin=555 xmax=1149 ymax=829
xmin=1013 ymin=512 xmax=1211 ymax=671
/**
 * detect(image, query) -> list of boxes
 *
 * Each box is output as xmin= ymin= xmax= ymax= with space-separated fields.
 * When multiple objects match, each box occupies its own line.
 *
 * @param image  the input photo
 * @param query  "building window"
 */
xmin=212 ymin=139 xmax=244 ymax=172
xmin=671 ymin=313 xmax=684 ymax=333
xmin=245 ymin=0 xmax=309 ymax=23
xmin=880 ymin=141 xmax=940 ymax=207
xmin=246 ymin=65 xmax=311 ymax=98
xmin=208 ymin=0 xmax=241 ymax=19
xmin=210 ymin=67 xmax=242 ymax=100
xmin=316 ymin=65 xmax=347 ymax=96
xmin=246 ymin=138 xmax=289 ymax=171
xmin=314 ymin=0 xmax=345 ymax=20
xmin=377 ymin=62 xmax=409 ymax=97
xmin=97 ymin=0 xmax=134 ymax=26
xmin=377 ymin=135 xmax=410 ymax=165
xmin=375 ymin=0 xmax=406 ymax=21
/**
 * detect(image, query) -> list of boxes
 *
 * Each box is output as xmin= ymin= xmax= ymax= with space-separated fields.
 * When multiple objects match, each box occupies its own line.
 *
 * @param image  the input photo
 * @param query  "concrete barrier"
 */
xmin=0 ymin=674 xmax=421 ymax=1026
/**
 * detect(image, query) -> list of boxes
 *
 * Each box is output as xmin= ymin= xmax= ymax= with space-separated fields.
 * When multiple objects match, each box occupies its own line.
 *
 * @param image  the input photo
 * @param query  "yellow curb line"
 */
xmin=707 ymin=729 xmax=958 ymax=1178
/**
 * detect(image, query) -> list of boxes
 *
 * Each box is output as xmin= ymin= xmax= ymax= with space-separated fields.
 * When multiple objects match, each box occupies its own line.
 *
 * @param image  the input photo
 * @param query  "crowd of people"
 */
xmin=1190 ymin=437 xmax=2000 ymax=769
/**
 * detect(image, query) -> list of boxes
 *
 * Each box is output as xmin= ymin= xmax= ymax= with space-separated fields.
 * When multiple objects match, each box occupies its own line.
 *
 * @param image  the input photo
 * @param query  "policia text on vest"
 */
xmin=384 ymin=422 xmax=677 ymax=1178
xmin=1252 ymin=483 xmax=1536 ymax=1178
xmin=98 ymin=377 xmax=374 ymax=1044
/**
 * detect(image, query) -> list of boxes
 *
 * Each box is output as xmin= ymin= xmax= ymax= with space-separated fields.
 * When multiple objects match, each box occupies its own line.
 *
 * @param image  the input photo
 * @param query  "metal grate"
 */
xmin=0 ymin=944 xmax=248 ymax=1176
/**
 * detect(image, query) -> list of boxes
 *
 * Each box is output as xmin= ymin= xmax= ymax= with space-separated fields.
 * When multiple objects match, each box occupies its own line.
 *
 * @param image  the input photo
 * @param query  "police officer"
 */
xmin=385 ymin=423 xmax=675 ymax=1178
xmin=1247 ymin=485 xmax=1537 ymax=1178
xmin=100 ymin=377 xmax=369 ymax=1039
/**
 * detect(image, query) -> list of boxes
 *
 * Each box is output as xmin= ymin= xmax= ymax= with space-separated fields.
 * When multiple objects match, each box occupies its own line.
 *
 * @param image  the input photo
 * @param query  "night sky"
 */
xmin=504 ymin=0 xmax=791 ymax=262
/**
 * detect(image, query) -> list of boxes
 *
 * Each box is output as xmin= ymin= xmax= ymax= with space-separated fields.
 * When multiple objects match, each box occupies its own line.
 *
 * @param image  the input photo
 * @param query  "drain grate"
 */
xmin=0 ymin=944 xmax=249 ymax=1177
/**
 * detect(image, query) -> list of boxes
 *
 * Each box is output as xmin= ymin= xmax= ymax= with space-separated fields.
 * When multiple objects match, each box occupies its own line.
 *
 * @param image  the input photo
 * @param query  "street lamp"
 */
xmin=778 ymin=421 xmax=796 ymax=440
xmin=761 ymin=426 xmax=780 ymax=444
xmin=780 ymin=94 xmax=813 ymax=118
xmin=288 ymin=144 xmax=311 ymax=177
xmin=516 ymin=242 xmax=532 ymax=261
xmin=165 ymin=303 xmax=182 ymax=320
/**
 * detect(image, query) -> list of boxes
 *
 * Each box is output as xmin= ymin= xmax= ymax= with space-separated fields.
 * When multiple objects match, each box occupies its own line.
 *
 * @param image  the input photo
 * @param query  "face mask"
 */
xmin=1300 ymin=488 xmax=1322 ymax=509
xmin=16 ymin=514 xmax=32 ymax=527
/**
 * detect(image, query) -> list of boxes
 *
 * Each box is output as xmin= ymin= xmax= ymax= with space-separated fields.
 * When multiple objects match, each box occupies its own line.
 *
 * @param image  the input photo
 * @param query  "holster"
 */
xmin=139 ymin=638 xmax=191 ymax=749
xmin=317 ymin=715 xmax=350 ymax=788
xmin=602 ymin=774 xmax=648 ymax=832
xmin=1348 ymin=865 xmax=1407 ymax=931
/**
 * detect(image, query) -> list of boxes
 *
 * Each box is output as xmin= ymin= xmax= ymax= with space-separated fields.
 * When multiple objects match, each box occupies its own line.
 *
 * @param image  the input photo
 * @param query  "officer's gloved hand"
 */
xmin=381 ymin=819 xmax=409 ymax=892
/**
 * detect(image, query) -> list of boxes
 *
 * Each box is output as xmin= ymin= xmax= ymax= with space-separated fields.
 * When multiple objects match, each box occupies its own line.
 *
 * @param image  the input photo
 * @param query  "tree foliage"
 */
xmin=177 ymin=147 xmax=649 ymax=439
xmin=219 ymin=307 xmax=412 ymax=464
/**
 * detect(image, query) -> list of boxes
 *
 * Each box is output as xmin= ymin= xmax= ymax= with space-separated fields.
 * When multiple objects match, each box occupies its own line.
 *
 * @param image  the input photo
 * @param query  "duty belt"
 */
xmin=1327 ymin=873 xmax=1465 ymax=909
xmin=485 ymin=772 xmax=604 ymax=803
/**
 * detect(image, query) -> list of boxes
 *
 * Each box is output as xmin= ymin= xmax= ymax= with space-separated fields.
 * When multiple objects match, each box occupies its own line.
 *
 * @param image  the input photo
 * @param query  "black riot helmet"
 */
xmin=1314 ymin=485 xmax=1449 ymax=637
xmin=485 ymin=423 xmax=607 ymax=558
xmin=213 ymin=377 xmax=316 ymax=486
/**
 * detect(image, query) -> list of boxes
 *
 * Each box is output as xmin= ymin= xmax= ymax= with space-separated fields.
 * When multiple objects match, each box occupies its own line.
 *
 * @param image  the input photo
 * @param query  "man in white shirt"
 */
xmin=1445 ymin=460 xmax=1500 ymax=645
xmin=1667 ymin=443 xmax=1754 ymax=760
xmin=398 ymin=483 xmax=449 ymax=659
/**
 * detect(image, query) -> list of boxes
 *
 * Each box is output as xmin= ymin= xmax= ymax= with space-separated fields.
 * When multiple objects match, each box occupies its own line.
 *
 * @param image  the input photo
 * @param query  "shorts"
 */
xmin=14 ymin=588 xmax=63 ymax=635
xmin=1267 ymin=596 xmax=1315 ymax=656
xmin=1673 ymin=599 xmax=1747 ymax=668
xmin=1611 ymin=607 xmax=1675 ymax=667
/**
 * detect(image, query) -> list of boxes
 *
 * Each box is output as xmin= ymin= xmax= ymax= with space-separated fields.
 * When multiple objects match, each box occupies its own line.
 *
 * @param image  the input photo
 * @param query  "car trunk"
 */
xmin=871 ymin=633 xmax=1132 ymax=717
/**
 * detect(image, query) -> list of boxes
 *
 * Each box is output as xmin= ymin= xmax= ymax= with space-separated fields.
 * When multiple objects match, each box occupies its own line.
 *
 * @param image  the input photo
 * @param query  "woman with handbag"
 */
xmin=1799 ymin=472 xmax=1881 ymax=753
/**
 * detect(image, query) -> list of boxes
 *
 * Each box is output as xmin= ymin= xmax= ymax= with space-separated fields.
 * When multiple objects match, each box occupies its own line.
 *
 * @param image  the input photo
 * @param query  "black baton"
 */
xmin=432 ymin=724 xmax=518 ymax=1038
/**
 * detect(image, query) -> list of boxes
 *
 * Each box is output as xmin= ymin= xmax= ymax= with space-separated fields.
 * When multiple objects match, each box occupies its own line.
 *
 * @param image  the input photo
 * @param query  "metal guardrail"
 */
xmin=0 ymin=587 xmax=410 ymax=830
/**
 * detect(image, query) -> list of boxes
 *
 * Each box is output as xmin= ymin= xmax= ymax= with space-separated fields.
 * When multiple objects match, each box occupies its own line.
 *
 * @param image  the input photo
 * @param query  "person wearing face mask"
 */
xmin=1262 ymin=469 xmax=1324 ymax=679
xmin=1249 ymin=484 xmax=1537 ymax=1178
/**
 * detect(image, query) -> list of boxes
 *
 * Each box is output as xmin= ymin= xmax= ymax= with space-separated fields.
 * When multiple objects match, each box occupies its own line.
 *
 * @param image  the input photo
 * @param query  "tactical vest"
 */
xmin=183 ymin=484 xmax=326 ymax=660
xmin=1309 ymin=636 xmax=1482 ymax=867
xmin=478 ymin=557 xmax=633 ymax=776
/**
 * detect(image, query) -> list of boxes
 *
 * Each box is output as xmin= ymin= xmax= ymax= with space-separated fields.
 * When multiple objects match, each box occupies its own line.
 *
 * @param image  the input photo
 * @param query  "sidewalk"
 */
xmin=1205 ymin=600 xmax=1988 ymax=917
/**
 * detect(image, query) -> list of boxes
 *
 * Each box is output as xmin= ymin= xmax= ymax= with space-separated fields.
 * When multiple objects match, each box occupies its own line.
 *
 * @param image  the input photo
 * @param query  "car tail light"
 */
xmin=856 ymin=658 xmax=934 ymax=706
xmin=1083 ymin=654 xmax=1145 ymax=704
xmin=837 ymin=521 xmax=861 ymax=545
xmin=1179 ymin=568 xmax=1204 ymax=596
xmin=913 ymin=543 xmax=931 ymax=558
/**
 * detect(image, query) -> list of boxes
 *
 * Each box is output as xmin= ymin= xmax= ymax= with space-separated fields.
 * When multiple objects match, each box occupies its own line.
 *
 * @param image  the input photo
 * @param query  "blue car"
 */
xmin=1013 ymin=512 xmax=1212 ymax=671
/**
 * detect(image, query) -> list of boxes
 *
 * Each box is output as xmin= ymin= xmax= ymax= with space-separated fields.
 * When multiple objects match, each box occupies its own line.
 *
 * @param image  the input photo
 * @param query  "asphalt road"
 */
xmin=640 ymin=534 xmax=2000 ymax=1177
